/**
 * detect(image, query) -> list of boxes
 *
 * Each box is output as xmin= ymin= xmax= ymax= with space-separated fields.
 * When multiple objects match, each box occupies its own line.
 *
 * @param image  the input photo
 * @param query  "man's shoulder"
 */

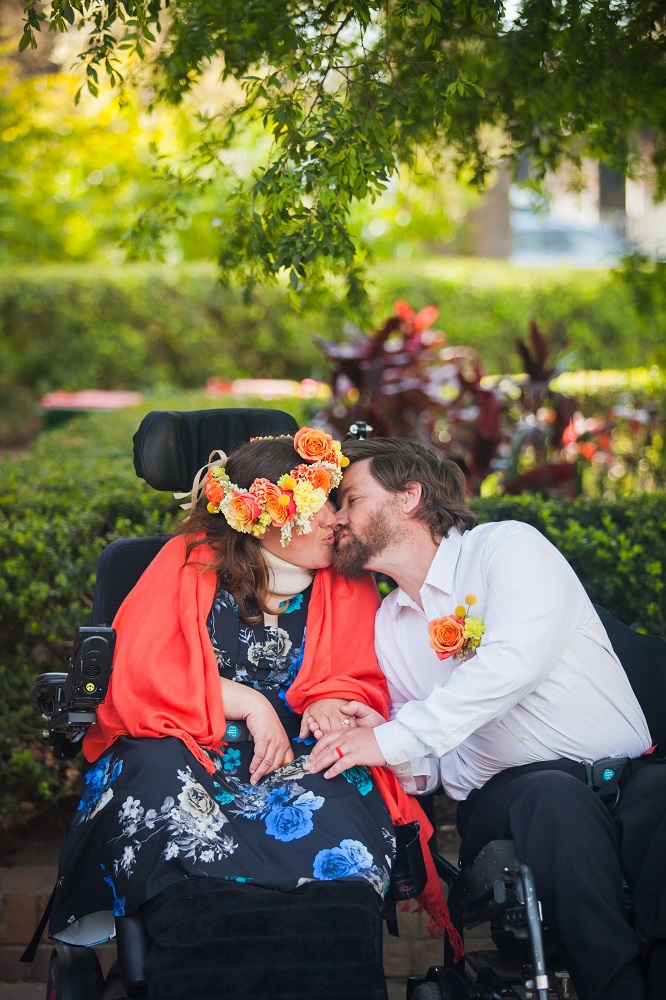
xmin=463 ymin=519 xmax=542 ymax=547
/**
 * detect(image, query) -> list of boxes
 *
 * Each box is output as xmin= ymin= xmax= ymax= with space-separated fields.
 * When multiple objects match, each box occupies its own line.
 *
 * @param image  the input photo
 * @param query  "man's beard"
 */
xmin=333 ymin=506 xmax=399 ymax=578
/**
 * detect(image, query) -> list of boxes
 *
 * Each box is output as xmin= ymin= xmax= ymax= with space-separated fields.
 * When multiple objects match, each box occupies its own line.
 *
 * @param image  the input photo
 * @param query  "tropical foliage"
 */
xmin=315 ymin=302 xmax=665 ymax=498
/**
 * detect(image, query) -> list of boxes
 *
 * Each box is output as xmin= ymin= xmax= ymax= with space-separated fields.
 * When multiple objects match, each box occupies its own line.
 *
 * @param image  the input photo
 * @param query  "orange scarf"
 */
xmin=84 ymin=535 xmax=462 ymax=958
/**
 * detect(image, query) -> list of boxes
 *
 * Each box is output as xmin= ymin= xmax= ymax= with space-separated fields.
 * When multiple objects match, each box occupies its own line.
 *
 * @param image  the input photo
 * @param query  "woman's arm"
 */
xmin=220 ymin=678 xmax=294 ymax=784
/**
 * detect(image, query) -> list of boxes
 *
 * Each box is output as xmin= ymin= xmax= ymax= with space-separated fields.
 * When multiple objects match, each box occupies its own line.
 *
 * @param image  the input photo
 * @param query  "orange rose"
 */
xmin=429 ymin=615 xmax=466 ymax=660
xmin=205 ymin=473 xmax=226 ymax=508
xmin=263 ymin=483 xmax=297 ymax=526
xmin=293 ymin=427 xmax=336 ymax=464
xmin=227 ymin=491 xmax=262 ymax=526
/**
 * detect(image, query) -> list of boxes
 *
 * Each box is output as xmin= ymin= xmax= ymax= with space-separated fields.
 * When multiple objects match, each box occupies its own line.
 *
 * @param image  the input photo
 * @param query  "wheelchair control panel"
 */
xmin=31 ymin=625 xmax=115 ymax=760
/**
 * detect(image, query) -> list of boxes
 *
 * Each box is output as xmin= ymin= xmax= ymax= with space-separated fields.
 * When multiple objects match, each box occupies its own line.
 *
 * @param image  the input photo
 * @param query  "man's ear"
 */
xmin=401 ymin=481 xmax=422 ymax=515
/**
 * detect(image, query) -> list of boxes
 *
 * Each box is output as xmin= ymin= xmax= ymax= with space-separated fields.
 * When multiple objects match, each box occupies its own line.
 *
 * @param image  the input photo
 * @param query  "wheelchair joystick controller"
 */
xmin=31 ymin=625 xmax=115 ymax=759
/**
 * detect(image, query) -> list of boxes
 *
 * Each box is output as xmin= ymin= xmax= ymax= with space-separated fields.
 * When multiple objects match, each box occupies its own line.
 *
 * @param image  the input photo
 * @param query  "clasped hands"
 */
xmin=223 ymin=677 xmax=386 ymax=786
xmin=304 ymin=701 xmax=387 ymax=778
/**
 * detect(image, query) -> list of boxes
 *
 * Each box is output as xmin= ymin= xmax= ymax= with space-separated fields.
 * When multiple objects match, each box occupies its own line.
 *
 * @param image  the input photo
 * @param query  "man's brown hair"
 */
xmin=342 ymin=438 xmax=476 ymax=539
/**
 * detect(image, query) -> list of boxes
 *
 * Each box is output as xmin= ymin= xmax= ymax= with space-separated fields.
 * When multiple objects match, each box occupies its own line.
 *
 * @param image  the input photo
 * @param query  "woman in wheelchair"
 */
xmin=48 ymin=428 xmax=450 ymax=1000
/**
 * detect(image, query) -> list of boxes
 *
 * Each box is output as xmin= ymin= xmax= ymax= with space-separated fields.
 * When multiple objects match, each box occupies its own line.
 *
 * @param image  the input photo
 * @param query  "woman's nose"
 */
xmin=321 ymin=502 xmax=337 ymax=526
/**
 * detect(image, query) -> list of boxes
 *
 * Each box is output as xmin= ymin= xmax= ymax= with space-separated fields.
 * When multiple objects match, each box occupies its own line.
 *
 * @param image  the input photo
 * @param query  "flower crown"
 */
xmin=204 ymin=427 xmax=349 ymax=546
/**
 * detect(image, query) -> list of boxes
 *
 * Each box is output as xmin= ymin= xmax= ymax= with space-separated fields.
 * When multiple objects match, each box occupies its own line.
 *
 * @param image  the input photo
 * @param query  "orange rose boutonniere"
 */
xmin=429 ymin=594 xmax=485 ymax=663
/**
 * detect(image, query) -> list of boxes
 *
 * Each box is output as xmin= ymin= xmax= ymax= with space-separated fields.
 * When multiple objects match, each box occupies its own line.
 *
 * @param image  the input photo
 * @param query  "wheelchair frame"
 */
xmin=27 ymin=407 xmax=666 ymax=1000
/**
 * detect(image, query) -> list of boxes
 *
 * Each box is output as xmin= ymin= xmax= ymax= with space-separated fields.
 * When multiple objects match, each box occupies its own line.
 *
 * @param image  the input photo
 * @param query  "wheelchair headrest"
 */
xmin=133 ymin=408 xmax=299 ymax=492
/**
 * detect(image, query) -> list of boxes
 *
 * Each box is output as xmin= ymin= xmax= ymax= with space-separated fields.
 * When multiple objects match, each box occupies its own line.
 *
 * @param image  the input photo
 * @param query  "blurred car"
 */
xmin=509 ymin=210 xmax=630 ymax=268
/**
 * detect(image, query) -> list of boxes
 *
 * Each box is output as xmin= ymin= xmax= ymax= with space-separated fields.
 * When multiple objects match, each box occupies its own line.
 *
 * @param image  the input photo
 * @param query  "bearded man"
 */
xmin=306 ymin=437 xmax=666 ymax=1000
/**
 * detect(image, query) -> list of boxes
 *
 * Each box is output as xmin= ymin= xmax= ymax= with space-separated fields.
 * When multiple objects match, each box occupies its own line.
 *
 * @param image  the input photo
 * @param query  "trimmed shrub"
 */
xmin=1 ymin=261 xmax=665 ymax=445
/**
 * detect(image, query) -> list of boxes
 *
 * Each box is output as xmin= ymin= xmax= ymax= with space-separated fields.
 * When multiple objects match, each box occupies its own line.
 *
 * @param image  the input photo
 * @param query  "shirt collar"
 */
xmin=394 ymin=529 xmax=465 ymax=610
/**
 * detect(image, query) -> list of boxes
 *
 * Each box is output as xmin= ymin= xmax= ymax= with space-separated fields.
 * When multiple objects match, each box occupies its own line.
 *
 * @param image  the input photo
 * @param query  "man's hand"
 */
xmin=305 ymin=727 xmax=386 ymax=779
xmin=299 ymin=698 xmax=353 ymax=740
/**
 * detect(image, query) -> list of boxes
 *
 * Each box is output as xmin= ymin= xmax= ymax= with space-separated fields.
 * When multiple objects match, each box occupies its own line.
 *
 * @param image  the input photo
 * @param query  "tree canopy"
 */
xmin=19 ymin=0 xmax=666 ymax=304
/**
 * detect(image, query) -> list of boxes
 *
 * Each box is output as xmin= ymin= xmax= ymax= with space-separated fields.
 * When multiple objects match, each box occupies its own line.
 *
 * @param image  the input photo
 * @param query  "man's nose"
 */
xmin=333 ymin=506 xmax=348 ymax=528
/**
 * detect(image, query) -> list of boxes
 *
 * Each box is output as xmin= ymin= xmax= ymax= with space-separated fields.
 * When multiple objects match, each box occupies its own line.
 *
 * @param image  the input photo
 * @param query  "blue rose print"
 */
xmin=313 ymin=839 xmax=374 ymax=880
xmin=76 ymin=753 xmax=123 ymax=823
xmin=101 ymin=865 xmax=126 ymax=917
xmin=264 ymin=790 xmax=324 ymax=842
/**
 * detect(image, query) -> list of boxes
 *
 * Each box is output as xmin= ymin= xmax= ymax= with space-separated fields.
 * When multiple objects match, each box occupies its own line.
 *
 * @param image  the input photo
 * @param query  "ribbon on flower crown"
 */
xmin=173 ymin=450 xmax=228 ymax=515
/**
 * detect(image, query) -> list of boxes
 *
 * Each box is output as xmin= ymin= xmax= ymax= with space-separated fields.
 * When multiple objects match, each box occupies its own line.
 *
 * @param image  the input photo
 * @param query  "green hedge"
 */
xmin=0 ymin=401 xmax=663 ymax=835
xmin=370 ymin=259 xmax=666 ymax=373
xmin=2 ymin=261 xmax=665 ymax=444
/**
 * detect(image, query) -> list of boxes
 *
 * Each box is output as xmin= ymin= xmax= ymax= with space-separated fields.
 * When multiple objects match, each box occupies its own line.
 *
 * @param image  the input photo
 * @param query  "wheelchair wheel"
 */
xmin=46 ymin=944 xmax=105 ymax=1000
xmin=411 ymin=970 xmax=469 ymax=1000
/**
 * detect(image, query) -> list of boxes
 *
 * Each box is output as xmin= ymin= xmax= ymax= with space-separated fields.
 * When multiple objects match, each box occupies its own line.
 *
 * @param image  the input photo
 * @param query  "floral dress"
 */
xmin=50 ymin=583 xmax=395 ymax=947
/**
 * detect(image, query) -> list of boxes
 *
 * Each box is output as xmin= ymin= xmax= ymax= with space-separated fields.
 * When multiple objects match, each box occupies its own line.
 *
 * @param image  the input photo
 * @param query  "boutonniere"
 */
xmin=429 ymin=594 xmax=485 ymax=662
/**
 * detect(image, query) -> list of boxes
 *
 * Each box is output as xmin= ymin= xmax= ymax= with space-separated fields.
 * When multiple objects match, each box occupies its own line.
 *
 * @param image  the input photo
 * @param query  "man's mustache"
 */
xmin=332 ymin=527 xmax=350 ymax=549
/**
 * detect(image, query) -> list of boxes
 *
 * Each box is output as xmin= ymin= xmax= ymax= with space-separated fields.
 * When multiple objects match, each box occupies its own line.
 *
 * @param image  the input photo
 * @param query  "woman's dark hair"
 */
xmin=342 ymin=438 xmax=476 ymax=538
xmin=174 ymin=436 xmax=301 ymax=621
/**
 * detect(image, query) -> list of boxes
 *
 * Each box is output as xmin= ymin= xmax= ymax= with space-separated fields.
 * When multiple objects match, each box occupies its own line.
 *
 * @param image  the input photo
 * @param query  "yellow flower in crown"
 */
xmin=201 ymin=426 xmax=347 ymax=547
xmin=429 ymin=595 xmax=485 ymax=663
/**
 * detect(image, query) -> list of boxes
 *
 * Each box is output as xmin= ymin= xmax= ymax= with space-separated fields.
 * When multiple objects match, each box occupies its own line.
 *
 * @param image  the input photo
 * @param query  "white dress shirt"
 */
xmin=373 ymin=521 xmax=651 ymax=800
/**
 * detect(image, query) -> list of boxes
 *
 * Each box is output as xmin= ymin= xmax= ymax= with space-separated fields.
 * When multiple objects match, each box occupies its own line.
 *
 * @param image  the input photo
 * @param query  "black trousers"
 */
xmin=457 ymin=757 xmax=666 ymax=1000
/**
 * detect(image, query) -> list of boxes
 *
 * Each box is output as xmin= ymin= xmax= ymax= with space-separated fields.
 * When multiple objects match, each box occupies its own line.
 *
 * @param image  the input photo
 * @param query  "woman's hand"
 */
xmin=299 ymin=698 xmax=354 ymax=740
xmin=220 ymin=678 xmax=294 ymax=785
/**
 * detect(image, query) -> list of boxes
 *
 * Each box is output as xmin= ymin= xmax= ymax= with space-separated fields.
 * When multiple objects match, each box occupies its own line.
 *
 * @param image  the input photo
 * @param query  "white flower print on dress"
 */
xmin=111 ymin=767 xmax=237 ymax=876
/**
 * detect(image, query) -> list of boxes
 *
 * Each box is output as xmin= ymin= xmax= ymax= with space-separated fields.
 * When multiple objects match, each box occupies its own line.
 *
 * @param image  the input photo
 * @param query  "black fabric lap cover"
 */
xmin=142 ymin=879 xmax=387 ymax=1000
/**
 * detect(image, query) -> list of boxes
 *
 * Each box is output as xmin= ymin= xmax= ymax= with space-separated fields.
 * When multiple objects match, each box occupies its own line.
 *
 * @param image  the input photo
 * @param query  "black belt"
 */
xmin=469 ymin=755 xmax=637 ymax=812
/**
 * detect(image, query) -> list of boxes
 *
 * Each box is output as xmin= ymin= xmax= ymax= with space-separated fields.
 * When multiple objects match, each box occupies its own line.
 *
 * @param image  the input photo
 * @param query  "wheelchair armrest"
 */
xmin=462 ymin=839 xmax=523 ymax=928
xmin=31 ymin=672 xmax=69 ymax=716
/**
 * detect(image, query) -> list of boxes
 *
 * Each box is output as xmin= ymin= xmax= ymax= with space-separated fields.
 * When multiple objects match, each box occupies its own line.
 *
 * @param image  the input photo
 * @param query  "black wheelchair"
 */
xmin=26 ymin=406 xmax=666 ymax=1000
xmin=405 ymin=608 xmax=666 ymax=1000
xmin=26 ymin=406 xmax=423 ymax=1000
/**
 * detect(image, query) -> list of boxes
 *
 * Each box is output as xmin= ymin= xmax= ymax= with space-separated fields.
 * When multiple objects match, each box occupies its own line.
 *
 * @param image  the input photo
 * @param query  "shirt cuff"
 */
xmin=374 ymin=719 xmax=431 ymax=766
xmin=387 ymin=759 xmax=440 ymax=795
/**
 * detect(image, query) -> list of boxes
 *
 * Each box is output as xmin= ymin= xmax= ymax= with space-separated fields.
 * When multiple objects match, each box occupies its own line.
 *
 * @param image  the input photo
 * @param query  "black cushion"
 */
xmin=91 ymin=536 xmax=171 ymax=626
xmin=133 ymin=408 xmax=299 ymax=492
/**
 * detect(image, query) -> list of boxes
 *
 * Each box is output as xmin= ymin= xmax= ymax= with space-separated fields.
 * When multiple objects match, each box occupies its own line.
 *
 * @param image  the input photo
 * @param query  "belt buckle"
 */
xmin=225 ymin=721 xmax=243 ymax=740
